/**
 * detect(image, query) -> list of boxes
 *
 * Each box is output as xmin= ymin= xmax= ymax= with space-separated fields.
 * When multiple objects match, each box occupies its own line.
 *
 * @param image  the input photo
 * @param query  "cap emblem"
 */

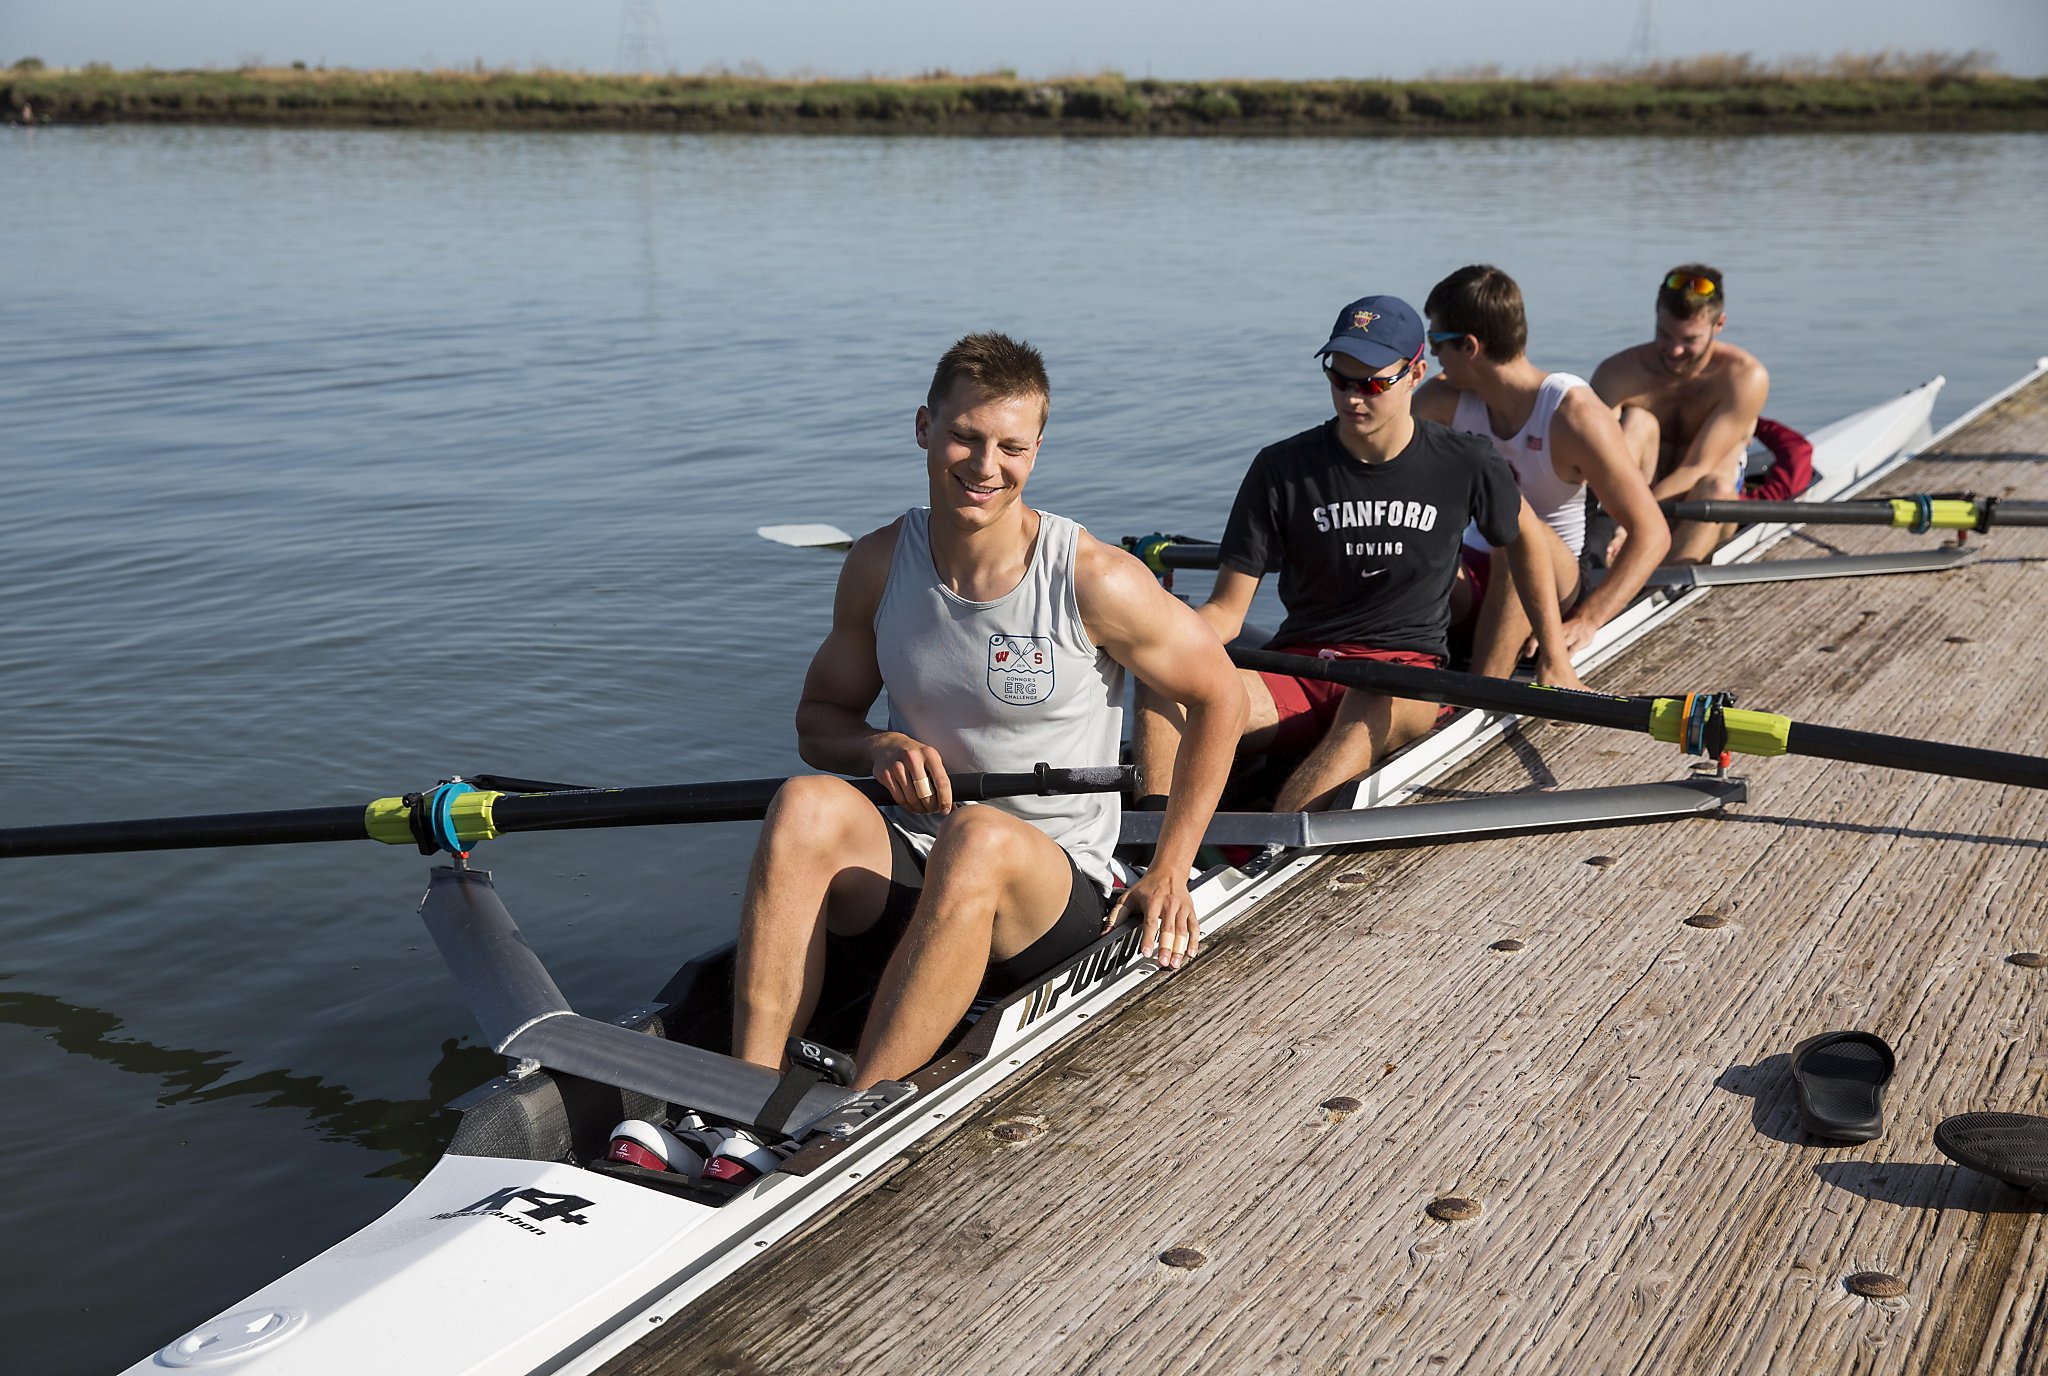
xmin=1352 ymin=310 xmax=1380 ymax=332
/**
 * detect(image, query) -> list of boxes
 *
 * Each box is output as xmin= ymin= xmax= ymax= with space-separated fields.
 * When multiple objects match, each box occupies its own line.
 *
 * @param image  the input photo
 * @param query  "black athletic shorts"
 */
xmin=824 ymin=819 xmax=1113 ymax=1000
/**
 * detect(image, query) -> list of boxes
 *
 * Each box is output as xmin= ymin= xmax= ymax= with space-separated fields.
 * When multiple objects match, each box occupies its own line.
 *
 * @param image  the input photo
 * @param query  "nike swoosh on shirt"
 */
xmin=1359 ymin=568 xmax=1388 ymax=579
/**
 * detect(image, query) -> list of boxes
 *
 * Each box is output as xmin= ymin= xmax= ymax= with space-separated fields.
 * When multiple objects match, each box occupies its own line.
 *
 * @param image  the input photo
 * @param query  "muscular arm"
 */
xmin=1082 ymin=538 xmax=1246 ymax=882
xmin=792 ymin=521 xmax=948 ymax=810
xmin=1656 ymin=361 xmax=1769 ymax=500
xmin=1502 ymin=497 xmax=1586 ymax=690
xmin=1554 ymin=389 xmax=1670 ymax=626
xmin=1195 ymin=566 xmax=1262 ymax=645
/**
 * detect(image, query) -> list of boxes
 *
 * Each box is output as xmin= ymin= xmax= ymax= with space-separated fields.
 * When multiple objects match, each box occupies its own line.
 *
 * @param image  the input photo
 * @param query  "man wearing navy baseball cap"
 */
xmin=1134 ymin=293 xmax=1586 ymax=812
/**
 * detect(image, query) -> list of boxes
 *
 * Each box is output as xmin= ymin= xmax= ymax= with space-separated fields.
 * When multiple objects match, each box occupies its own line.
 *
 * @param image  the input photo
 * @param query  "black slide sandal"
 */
xmin=1790 ymin=1030 xmax=1895 ymax=1142
xmin=1935 ymin=1113 xmax=2048 ymax=1199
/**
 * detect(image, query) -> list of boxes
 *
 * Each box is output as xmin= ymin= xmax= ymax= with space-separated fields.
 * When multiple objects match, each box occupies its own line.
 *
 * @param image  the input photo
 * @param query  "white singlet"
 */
xmin=871 ymin=507 xmax=1126 ymax=895
xmin=1454 ymin=372 xmax=1590 ymax=556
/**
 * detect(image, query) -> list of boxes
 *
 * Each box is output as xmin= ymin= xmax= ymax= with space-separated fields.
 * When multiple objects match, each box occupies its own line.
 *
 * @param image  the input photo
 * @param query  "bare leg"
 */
xmin=1608 ymin=407 xmax=1662 ymax=564
xmin=852 ymin=807 xmax=1077 ymax=1087
xmin=1133 ymin=670 xmax=1278 ymax=798
xmin=1618 ymin=406 xmax=1660 ymax=485
xmin=1469 ymin=525 xmax=1582 ymax=680
xmin=731 ymin=775 xmax=895 ymax=1070
xmin=1667 ymin=444 xmax=1747 ymax=564
xmin=1272 ymin=686 xmax=1441 ymax=812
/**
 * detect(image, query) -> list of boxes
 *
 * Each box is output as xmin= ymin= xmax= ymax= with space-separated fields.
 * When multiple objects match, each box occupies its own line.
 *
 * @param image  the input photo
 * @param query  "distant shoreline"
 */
xmin=8 ymin=65 xmax=2046 ymax=136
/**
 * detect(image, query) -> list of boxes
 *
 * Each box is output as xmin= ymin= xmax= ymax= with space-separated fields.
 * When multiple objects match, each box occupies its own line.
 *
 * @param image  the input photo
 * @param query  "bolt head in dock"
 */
xmin=2008 ymin=951 xmax=2046 ymax=968
xmin=1426 ymin=1196 xmax=1481 ymax=1223
xmin=1159 ymin=1247 xmax=1208 ymax=1270
xmin=1844 ymin=1271 xmax=1907 ymax=1299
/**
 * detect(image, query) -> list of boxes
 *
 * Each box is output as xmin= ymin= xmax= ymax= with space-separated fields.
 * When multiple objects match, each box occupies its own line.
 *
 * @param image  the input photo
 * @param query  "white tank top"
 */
xmin=1455 ymin=373 xmax=1589 ymax=555
xmin=872 ymin=507 xmax=1125 ymax=894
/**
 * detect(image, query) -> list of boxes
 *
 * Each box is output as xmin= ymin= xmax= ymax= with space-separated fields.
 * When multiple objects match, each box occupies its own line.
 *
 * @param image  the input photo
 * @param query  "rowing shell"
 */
xmin=125 ymin=375 xmax=1947 ymax=1375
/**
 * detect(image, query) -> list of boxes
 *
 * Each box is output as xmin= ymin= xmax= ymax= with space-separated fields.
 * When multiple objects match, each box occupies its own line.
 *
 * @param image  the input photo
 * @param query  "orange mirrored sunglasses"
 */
xmin=1663 ymin=271 xmax=1720 ymax=298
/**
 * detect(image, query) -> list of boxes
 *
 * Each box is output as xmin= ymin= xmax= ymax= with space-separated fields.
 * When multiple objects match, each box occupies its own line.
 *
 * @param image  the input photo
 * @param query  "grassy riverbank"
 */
xmin=8 ymin=54 xmax=2045 ymax=136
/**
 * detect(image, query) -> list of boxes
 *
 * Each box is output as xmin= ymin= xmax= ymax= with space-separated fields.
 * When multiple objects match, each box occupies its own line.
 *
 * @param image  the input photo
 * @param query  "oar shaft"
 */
xmin=1665 ymin=498 xmax=2048 ymax=528
xmin=0 ymin=805 xmax=376 ymax=859
xmin=0 ymin=767 xmax=1135 ymax=861
xmin=488 ymin=767 xmax=1133 ymax=835
xmin=1229 ymin=647 xmax=2048 ymax=791
xmin=1227 ymin=647 xmax=1653 ymax=733
xmin=1786 ymin=723 xmax=2048 ymax=792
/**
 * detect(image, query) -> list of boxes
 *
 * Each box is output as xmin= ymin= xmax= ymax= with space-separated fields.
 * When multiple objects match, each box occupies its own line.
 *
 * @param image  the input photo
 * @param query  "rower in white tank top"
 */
xmin=872 ymin=506 xmax=1125 ymax=896
xmin=1455 ymin=372 xmax=1590 ymax=556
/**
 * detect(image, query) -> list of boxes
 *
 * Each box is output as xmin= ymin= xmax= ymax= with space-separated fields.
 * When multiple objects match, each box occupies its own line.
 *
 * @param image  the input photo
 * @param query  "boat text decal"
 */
xmin=434 ymin=1186 xmax=594 ymax=1236
xmin=1018 ymin=926 xmax=1141 ymax=1028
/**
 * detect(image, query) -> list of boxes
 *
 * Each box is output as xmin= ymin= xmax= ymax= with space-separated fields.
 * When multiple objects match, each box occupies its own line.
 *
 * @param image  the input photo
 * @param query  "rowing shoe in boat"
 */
xmin=124 ymin=377 xmax=1948 ymax=1374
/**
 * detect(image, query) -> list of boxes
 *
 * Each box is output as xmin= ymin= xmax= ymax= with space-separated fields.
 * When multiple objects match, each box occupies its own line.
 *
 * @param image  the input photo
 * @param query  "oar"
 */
xmin=1227 ymin=647 xmax=2048 ymax=792
xmin=758 ymin=523 xmax=856 ymax=550
xmin=1124 ymin=533 xmax=1222 ymax=572
xmin=0 ymin=765 xmax=1135 ymax=861
xmin=1663 ymin=496 xmax=2048 ymax=532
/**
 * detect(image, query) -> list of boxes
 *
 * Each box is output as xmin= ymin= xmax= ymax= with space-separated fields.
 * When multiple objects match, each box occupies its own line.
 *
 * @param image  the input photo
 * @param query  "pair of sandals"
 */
xmin=1791 ymin=1030 xmax=2048 ymax=1199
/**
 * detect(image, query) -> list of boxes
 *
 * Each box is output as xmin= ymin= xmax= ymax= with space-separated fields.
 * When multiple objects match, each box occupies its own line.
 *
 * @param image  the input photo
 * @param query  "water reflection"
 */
xmin=0 ymin=981 xmax=504 ymax=1182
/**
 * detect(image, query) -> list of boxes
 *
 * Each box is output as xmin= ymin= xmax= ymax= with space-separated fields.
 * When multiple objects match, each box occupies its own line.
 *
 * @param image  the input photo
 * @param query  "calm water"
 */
xmin=5 ymin=125 xmax=2046 ymax=1371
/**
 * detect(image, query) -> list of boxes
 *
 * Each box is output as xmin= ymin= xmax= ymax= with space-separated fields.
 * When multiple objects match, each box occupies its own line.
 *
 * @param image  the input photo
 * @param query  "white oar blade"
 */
xmin=758 ymin=523 xmax=855 ymax=550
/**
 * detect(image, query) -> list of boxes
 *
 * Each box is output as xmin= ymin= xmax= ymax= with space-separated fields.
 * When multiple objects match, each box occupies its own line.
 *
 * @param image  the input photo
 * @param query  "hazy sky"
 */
xmin=7 ymin=0 xmax=2047 ymax=78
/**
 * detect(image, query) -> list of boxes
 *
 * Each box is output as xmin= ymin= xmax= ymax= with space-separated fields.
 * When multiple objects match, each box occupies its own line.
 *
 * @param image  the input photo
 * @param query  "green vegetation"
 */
xmin=6 ymin=52 xmax=2044 ymax=135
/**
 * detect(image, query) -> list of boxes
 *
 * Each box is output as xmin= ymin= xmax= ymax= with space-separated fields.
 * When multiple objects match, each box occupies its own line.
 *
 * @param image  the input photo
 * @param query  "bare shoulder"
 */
xmin=1553 ymin=384 xmax=1626 ymax=445
xmin=834 ymin=517 xmax=904 ymax=616
xmin=1073 ymin=528 xmax=1159 ymax=616
xmin=1589 ymin=343 xmax=1654 ymax=405
xmin=1412 ymin=377 xmax=1461 ymax=424
xmin=1716 ymin=340 xmax=1770 ymax=393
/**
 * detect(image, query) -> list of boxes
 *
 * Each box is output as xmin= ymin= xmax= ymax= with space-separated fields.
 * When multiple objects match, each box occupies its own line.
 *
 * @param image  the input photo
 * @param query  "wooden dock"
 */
xmin=607 ymin=369 xmax=2048 ymax=1376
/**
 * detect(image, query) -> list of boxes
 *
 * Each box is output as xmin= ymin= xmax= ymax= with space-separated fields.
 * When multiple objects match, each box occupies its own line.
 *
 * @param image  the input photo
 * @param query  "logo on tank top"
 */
xmin=988 ymin=634 xmax=1055 ymax=706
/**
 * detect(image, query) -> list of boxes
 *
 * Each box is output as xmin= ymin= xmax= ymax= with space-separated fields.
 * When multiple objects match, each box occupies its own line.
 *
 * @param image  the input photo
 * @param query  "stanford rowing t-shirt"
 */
xmin=1217 ymin=418 xmax=1521 ymax=656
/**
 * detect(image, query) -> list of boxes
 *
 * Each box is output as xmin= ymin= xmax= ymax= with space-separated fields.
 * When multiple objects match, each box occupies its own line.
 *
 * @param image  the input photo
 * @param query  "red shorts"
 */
xmin=1458 ymin=545 xmax=1491 ymax=615
xmin=1257 ymin=643 xmax=1452 ymax=756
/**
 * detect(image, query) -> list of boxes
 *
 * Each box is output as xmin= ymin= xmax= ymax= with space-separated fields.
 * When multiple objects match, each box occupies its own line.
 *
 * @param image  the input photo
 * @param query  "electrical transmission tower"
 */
xmin=1625 ymin=0 xmax=1656 ymax=70
xmin=618 ymin=0 xmax=669 ymax=74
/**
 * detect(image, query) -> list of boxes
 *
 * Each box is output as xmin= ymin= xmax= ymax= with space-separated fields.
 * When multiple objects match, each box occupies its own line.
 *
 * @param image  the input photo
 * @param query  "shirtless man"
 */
xmin=724 ymin=333 xmax=1242 ymax=1128
xmin=1414 ymin=264 xmax=1670 ymax=677
xmin=1133 ymin=294 xmax=1584 ymax=817
xmin=1591 ymin=265 xmax=1769 ymax=564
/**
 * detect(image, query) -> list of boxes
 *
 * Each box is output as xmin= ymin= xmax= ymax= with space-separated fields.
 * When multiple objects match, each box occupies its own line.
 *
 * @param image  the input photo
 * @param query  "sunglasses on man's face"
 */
xmin=1663 ymin=271 xmax=1720 ymax=298
xmin=1427 ymin=330 xmax=1470 ymax=354
xmin=1323 ymin=351 xmax=1419 ymax=397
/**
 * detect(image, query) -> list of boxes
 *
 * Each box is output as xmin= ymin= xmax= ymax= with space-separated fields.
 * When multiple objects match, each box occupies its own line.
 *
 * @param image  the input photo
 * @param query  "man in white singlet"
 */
xmin=1414 ymin=264 xmax=1670 ymax=678
xmin=731 ymin=334 xmax=1244 ymax=1096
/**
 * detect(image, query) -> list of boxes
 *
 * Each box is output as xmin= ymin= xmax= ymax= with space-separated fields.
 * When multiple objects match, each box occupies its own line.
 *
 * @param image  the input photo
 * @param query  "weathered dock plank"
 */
xmin=608 ymin=372 xmax=2048 ymax=1376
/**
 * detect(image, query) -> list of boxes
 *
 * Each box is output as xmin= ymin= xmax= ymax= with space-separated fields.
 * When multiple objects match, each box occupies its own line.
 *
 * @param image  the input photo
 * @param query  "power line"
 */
xmin=618 ymin=0 xmax=669 ymax=74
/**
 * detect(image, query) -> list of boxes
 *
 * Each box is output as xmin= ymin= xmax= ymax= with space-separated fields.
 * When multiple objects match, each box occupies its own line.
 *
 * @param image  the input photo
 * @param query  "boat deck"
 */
xmin=605 ymin=370 xmax=2048 ymax=1376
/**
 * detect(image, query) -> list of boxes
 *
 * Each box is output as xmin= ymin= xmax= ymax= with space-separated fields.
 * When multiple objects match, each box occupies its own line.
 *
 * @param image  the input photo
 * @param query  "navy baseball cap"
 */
xmin=1316 ymin=295 xmax=1425 ymax=371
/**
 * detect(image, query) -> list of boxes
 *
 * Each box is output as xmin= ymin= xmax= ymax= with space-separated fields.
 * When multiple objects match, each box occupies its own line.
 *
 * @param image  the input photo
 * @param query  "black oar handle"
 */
xmin=1228 ymin=647 xmax=1654 ymax=733
xmin=1664 ymin=497 xmax=2048 ymax=528
xmin=0 ymin=804 xmax=376 ymax=860
xmin=0 ymin=765 xmax=1137 ymax=860
xmin=488 ymin=765 xmax=1137 ymax=834
xmin=1231 ymin=648 xmax=2048 ymax=792
xmin=1788 ymin=723 xmax=2048 ymax=792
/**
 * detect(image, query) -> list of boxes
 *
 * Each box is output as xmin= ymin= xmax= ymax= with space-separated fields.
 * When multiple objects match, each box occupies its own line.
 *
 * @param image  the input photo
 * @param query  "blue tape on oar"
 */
xmin=430 ymin=781 xmax=477 ymax=855
xmin=1909 ymin=494 xmax=1934 ymax=534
